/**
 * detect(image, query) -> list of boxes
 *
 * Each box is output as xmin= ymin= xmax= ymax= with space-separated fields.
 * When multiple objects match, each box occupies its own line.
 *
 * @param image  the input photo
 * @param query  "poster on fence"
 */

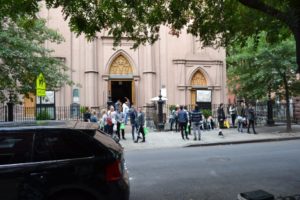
xmin=196 ymin=90 xmax=211 ymax=102
xmin=36 ymin=91 xmax=55 ymax=104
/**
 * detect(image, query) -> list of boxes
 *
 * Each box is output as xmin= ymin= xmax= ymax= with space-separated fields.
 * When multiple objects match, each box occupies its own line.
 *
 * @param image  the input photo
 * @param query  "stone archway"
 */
xmin=190 ymin=70 xmax=208 ymax=106
xmin=108 ymin=55 xmax=135 ymax=104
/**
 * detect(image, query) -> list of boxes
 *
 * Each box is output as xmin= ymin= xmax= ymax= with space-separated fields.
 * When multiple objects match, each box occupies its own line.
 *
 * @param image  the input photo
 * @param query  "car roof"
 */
xmin=0 ymin=121 xmax=99 ymax=132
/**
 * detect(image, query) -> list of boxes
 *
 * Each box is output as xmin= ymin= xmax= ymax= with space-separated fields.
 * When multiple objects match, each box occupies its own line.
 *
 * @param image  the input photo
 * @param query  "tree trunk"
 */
xmin=293 ymin=29 xmax=300 ymax=74
xmin=283 ymin=73 xmax=292 ymax=132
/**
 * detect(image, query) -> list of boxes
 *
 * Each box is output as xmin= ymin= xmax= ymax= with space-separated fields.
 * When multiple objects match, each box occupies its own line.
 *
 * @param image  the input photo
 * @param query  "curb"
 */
xmin=185 ymin=136 xmax=300 ymax=148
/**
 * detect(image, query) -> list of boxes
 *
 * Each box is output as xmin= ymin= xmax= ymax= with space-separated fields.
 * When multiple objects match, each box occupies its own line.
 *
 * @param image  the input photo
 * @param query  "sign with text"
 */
xmin=196 ymin=90 xmax=211 ymax=102
xmin=36 ymin=73 xmax=46 ymax=97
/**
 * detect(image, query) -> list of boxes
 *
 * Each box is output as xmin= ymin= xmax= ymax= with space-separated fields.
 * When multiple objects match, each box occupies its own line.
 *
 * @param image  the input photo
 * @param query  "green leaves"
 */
xmin=227 ymin=33 xmax=297 ymax=101
xmin=0 ymin=17 xmax=72 ymax=103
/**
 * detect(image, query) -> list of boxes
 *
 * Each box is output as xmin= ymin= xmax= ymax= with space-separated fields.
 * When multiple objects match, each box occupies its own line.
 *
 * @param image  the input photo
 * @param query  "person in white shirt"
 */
xmin=122 ymin=102 xmax=129 ymax=125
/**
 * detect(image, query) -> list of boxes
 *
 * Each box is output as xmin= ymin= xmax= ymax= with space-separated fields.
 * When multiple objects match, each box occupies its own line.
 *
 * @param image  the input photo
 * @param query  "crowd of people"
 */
xmin=83 ymin=99 xmax=257 ymax=142
xmin=83 ymin=97 xmax=147 ymax=143
xmin=168 ymin=102 xmax=257 ymax=140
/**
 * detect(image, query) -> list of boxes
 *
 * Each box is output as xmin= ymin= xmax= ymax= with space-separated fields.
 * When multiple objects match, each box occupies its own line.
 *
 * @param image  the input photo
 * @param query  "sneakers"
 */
xmin=218 ymin=131 xmax=223 ymax=136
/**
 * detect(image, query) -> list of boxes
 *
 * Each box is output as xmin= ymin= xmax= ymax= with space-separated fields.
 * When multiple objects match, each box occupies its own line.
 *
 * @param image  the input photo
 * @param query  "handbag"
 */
xmin=144 ymin=127 xmax=149 ymax=135
xmin=120 ymin=123 xmax=125 ymax=130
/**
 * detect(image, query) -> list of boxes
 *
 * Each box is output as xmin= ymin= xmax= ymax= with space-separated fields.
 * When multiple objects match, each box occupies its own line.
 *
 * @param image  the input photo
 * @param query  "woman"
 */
xmin=217 ymin=103 xmax=226 ymax=136
xmin=229 ymin=104 xmax=237 ymax=128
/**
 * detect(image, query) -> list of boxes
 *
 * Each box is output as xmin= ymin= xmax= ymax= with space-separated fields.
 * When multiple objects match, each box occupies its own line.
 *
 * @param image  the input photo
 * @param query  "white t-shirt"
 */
xmin=122 ymin=103 xmax=129 ymax=114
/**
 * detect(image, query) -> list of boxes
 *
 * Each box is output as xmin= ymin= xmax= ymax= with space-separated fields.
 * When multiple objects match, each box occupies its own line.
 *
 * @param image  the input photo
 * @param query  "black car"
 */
xmin=0 ymin=121 xmax=129 ymax=200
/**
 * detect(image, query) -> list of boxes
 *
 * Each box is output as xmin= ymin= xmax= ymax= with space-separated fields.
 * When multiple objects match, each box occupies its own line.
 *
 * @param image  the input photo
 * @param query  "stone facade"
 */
xmin=31 ymin=6 xmax=227 ymax=108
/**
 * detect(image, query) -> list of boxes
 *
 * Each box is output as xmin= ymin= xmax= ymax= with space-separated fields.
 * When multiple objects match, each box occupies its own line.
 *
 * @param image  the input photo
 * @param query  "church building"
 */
xmin=27 ymin=6 xmax=228 ymax=109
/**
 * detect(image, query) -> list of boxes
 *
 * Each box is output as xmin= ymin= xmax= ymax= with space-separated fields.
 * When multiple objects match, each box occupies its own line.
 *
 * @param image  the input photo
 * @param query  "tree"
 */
xmin=1 ymin=1 xmax=299 ymax=73
xmin=227 ymin=34 xmax=297 ymax=132
xmin=0 ymin=17 xmax=72 ymax=103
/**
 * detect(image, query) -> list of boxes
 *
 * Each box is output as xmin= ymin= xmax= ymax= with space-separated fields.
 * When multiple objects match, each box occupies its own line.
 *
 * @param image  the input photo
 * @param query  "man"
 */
xmin=190 ymin=105 xmax=202 ymax=140
xmin=178 ymin=105 xmax=189 ymax=140
xmin=169 ymin=108 xmax=176 ymax=131
xmin=217 ymin=103 xmax=226 ymax=136
xmin=247 ymin=104 xmax=257 ymax=134
xmin=129 ymin=105 xmax=138 ymax=141
xmin=135 ymin=107 xmax=146 ymax=143
xmin=116 ymin=106 xmax=126 ymax=140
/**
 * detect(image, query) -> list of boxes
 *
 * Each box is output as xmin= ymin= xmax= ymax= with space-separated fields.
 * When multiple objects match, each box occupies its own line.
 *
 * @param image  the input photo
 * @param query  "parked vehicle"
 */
xmin=0 ymin=121 xmax=129 ymax=200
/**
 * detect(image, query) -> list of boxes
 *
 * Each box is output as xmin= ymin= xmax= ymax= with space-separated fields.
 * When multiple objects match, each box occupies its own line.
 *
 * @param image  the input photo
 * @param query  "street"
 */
xmin=126 ymin=140 xmax=300 ymax=200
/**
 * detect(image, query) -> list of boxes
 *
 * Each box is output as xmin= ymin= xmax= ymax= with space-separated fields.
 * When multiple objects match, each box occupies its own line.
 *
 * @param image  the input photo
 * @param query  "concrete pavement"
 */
xmin=119 ymin=124 xmax=300 ymax=151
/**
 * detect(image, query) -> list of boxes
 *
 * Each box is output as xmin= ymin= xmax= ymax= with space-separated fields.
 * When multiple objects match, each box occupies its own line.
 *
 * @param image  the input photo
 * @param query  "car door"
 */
xmin=32 ymin=129 xmax=98 ymax=193
xmin=0 ymin=130 xmax=34 ymax=200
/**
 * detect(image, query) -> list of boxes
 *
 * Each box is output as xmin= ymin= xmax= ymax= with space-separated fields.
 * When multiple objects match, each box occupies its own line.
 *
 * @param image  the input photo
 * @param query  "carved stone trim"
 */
xmin=191 ymin=70 xmax=207 ymax=86
xmin=109 ymin=55 xmax=133 ymax=75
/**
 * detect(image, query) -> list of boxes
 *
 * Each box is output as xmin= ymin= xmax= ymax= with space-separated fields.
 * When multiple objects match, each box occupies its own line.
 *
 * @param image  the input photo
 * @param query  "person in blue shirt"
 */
xmin=178 ymin=105 xmax=189 ymax=140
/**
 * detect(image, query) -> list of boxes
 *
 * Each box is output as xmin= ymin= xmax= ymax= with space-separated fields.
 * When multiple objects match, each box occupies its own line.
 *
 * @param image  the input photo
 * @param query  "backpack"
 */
xmin=106 ymin=114 xmax=113 ymax=126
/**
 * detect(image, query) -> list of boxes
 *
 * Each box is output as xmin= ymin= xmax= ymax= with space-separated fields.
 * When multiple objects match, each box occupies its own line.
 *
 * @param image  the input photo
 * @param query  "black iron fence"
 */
xmin=164 ymin=103 xmax=298 ymax=126
xmin=0 ymin=105 xmax=107 ymax=122
xmin=0 ymin=103 xmax=298 ymax=126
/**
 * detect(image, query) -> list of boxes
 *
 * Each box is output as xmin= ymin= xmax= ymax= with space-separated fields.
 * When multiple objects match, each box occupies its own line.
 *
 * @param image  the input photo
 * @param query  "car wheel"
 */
xmin=51 ymin=191 xmax=95 ymax=200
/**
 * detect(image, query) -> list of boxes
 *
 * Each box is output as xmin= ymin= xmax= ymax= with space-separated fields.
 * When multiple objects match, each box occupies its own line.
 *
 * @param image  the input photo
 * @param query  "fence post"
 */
xmin=7 ymin=102 xmax=14 ymax=121
xmin=267 ymin=100 xmax=274 ymax=125
xmin=157 ymin=94 xmax=165 ymax=131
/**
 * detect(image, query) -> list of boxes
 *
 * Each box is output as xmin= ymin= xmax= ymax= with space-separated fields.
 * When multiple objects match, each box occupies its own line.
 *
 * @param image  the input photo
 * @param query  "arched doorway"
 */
xmin=190 ymin=70 xmax=211 ymax=110
xmin=108 ymin=55 xmax=135 ymax=104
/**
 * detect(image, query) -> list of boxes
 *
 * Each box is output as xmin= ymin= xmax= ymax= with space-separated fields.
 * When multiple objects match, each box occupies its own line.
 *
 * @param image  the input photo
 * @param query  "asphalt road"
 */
xmin=125 ymin=140 xmax=300 ymax=200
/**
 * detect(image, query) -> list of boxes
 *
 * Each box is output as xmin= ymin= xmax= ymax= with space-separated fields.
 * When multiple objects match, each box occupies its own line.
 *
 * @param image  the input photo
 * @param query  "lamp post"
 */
xmin=7 ymin=90 xmax=14 ymax=122
xmin=267 ymin=91 xmax=274 ymax=126
xmin=157 ymin=92 xmax=165 ymax=131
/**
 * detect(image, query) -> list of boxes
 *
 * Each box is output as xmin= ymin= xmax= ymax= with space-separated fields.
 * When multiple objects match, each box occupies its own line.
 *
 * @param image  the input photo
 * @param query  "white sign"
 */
xmin=161 ymin=88 xmax=167 ymax=97
xmin=36 ymin=91 xmax=55 ymax=104
xmin=196 ymin=90 xmax=211 ymax=102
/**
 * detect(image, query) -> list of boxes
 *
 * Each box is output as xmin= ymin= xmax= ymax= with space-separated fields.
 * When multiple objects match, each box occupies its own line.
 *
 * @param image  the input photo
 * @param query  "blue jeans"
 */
xmin=124 ymin=113 xmax=128 ymax=124
xmin=131 ymin=123 xmax=138 ymax=140
xmin=238 ymin=119 xmax=244 ymax=132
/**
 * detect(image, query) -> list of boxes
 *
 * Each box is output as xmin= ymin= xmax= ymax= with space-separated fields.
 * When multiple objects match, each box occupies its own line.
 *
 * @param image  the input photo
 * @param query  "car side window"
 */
xmin=33 ymin=130 xmax=94 ymax=161
xmin=0 ymin=132 xmax=33 ymax=165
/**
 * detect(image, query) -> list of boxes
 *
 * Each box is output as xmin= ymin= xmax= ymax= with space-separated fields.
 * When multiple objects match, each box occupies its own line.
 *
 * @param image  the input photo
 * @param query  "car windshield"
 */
xmin=93 ymin=130 xmax=123 ymax=152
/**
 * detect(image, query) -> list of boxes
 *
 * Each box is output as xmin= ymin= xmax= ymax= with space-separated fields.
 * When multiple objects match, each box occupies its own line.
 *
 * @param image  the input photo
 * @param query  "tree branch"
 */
xmin=238 ymin=0 xmax=294 ymax=28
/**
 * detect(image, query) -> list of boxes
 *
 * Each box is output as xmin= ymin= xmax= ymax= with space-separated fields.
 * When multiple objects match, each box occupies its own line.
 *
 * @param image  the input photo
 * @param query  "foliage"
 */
xmin=0 ymin=17 xmax=73 ymax=103
xmin=227 ymin=33 xmax=297 ymax=131
xmin=168 ymin=105 xmax=177 ymax=112
xmin=1 ymin=1 xmax=300 ymax=73
xmin=227 ymin=33 xmax=297 ymax=100
xmin=36 ymin=109 xmax=51 ymax=120
xmin=202 ymin=109 xmax=212 ymax=119
xmin=46 ymin=0 xmax=300 ymax=73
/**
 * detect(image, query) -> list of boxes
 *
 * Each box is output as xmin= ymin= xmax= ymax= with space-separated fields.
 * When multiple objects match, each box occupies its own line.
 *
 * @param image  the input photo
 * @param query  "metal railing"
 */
xmin=0 ymin=105 xmax=107 ymax=122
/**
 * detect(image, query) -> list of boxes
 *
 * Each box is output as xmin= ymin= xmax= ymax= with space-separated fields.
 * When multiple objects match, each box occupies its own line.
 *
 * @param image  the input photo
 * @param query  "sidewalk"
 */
xmin=119 ymin=125 xmax=300 ymax=151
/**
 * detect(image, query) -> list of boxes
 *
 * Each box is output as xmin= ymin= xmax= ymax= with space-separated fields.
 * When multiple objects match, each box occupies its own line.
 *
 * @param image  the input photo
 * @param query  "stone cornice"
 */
xmin=84 ymin=70 xmax=99 ymax=74
xmin=143 ymin=71 xmax=156 ymax=75
xmin=173 ymin=59 xmax=223 ymax=66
